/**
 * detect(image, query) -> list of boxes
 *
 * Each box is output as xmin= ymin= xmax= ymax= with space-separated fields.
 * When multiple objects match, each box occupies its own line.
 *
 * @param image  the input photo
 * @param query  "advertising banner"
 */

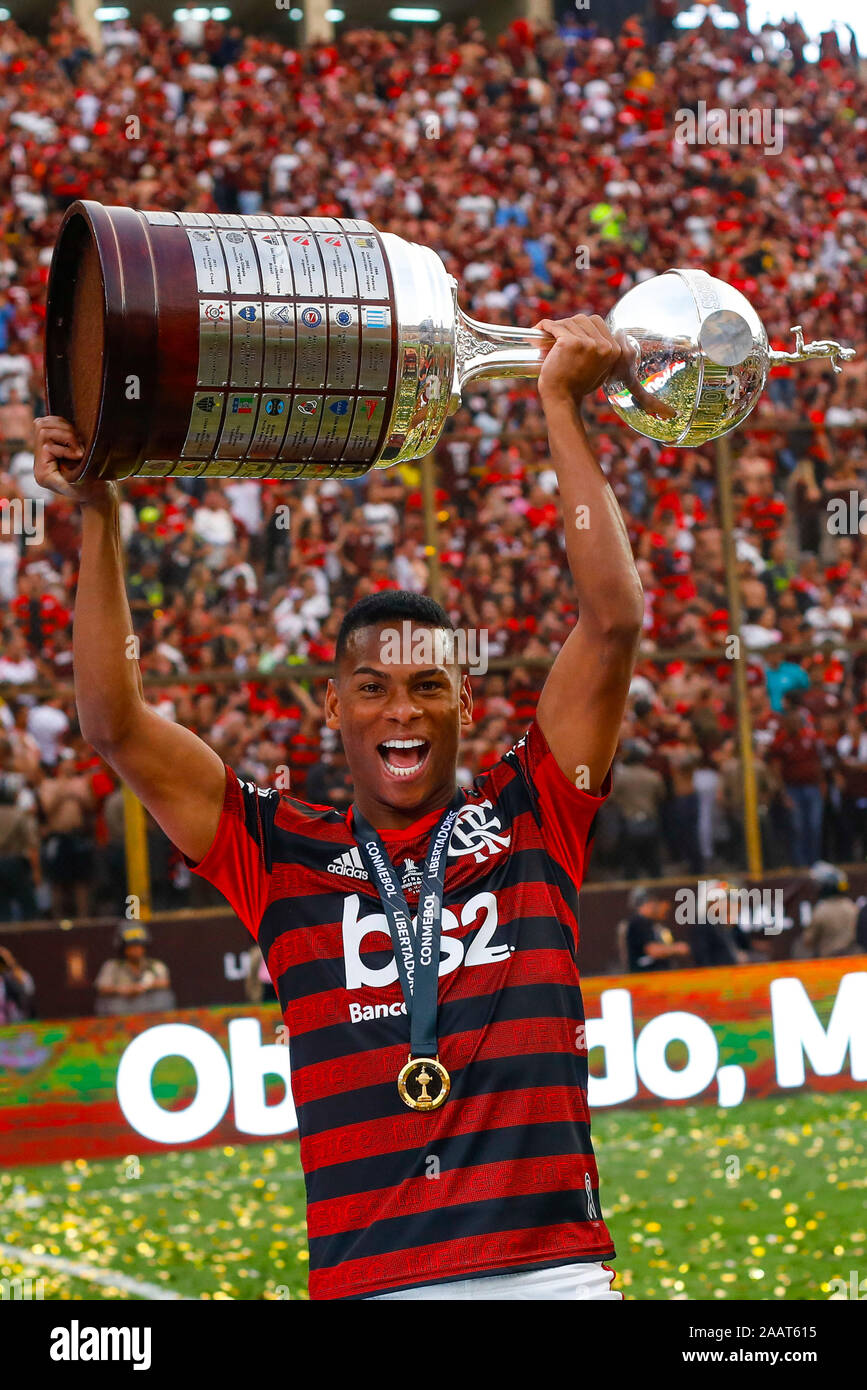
xmin=1 ymin=957 xmax=865 ymax=1167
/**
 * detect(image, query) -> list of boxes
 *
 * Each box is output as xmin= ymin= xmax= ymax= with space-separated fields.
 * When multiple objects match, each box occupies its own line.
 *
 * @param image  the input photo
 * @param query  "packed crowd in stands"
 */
xmin=1 ymin=3 xmax=867 ymax=923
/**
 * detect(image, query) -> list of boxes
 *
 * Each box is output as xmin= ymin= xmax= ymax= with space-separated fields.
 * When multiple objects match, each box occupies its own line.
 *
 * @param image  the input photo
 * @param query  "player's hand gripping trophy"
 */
xmin=41 ymin=202 xmax=855 ymax=484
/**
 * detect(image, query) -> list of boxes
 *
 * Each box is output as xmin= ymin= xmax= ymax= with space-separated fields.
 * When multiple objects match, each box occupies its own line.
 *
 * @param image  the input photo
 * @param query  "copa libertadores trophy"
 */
xmin=45 ymin=201 xmax=855 ymax=483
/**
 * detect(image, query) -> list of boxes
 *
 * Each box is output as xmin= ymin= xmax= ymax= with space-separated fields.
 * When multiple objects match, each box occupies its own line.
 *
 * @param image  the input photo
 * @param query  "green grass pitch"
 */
xmin=1 ymin=1090 xmax=863 ymax=1301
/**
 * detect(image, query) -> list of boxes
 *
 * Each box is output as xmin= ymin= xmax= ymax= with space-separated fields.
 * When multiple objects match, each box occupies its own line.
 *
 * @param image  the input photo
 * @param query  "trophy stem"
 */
xmin=455 ymin=306 xmax=551 ymax=388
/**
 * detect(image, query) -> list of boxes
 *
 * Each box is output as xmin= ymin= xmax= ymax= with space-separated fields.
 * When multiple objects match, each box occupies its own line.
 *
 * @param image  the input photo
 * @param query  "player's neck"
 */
xmin=353 ymin=783 xmax=460 ymax=833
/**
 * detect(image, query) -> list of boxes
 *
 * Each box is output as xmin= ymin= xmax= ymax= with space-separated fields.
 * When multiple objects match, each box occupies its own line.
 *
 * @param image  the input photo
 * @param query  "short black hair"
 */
xmin=335 ymin=591 xmax=454 ymax=665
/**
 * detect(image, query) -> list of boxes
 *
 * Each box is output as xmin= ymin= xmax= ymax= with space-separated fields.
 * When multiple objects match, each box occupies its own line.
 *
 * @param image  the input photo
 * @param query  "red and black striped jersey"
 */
xmin=186 ymin=716 xmax=614 ymax=1299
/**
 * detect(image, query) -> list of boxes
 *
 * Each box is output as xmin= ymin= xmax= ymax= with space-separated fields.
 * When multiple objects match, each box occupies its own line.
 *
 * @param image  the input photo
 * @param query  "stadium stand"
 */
xmin=1 ymin=5 xmax=866 ymax=919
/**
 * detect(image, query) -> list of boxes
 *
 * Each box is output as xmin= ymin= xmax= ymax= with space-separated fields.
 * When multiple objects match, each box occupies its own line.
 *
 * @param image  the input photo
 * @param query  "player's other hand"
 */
xmin=34 ymin=416 xmax=116 ymax=506
xmin=533 ymin=314 xmax=622 ymax=405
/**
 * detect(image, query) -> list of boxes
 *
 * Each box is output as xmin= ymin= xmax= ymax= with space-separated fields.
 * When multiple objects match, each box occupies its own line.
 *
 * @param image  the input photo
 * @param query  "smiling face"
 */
xmin=324 ymin=621 xmax=474 ymax=829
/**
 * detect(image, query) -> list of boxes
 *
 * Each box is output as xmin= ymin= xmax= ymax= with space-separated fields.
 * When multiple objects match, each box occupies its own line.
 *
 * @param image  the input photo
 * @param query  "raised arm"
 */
xmin=532 ymin=316 xmax=645 ymax=796
xmin=34 ymin=418 xmax=226 ymax=865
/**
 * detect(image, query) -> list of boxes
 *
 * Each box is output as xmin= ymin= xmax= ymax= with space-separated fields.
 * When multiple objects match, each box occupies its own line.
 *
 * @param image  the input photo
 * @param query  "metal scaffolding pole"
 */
xmin=715 ymin=434 xmax=763 ymax=876
xmin=301 ymin=0 xmax=334 ymax=45
xmin=421 ymin=456 xmax=443 ymax=606
xmin=121 ymin=783 xmax=152 ymax=921
xmin=72 ymin=0 xmax=102 ymax=51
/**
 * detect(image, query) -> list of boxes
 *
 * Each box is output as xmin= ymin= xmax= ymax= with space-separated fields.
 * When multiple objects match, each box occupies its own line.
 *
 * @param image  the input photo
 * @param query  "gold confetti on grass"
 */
xmin=1 ymin=1091 xmax=862 ymax=1300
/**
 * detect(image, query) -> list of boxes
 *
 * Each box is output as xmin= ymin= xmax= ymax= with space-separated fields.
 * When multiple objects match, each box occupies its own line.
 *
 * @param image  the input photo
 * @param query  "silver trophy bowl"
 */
xmin=601 ymin=268 xmax=855 ymax=446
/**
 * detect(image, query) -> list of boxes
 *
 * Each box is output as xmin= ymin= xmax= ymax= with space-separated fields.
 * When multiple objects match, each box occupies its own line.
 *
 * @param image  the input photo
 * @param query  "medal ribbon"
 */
xmin=351 ymin=790 xmax=464 ymax=1059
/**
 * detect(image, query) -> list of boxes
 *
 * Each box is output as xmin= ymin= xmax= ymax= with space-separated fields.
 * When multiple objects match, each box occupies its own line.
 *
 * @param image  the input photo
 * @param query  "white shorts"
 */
xmin=368 ymin=1261 xmax=622 ymax=1300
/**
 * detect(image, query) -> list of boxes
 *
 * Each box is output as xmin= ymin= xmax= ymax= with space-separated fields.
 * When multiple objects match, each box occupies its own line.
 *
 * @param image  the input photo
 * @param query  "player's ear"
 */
xmin=459 ymin=673 xmax=474 ymax=726
xmin=324 ymin=678 xmax=341 ymax=731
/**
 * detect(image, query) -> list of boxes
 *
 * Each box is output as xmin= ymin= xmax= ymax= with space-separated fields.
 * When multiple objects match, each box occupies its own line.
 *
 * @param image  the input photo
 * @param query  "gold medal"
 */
xmin=397 ymin=1055 xmax=450 ymax=1111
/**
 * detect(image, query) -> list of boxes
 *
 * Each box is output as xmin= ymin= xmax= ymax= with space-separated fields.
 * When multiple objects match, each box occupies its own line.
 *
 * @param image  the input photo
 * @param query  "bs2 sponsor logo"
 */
xmin=342 ymin=890 xmax=510 ymax=991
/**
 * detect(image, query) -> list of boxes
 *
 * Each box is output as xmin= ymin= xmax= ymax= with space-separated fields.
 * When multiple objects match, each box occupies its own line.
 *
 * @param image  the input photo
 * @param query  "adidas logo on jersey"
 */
xmin=327 ymin=849 xmax=425 ymax=890
xmin=327 ymin=847 xmax=369 ymax=880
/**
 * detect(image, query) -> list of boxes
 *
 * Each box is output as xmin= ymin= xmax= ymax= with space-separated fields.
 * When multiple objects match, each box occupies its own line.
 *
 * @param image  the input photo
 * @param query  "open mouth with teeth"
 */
xmin=377 ymin=738 xmax=432 ymax=780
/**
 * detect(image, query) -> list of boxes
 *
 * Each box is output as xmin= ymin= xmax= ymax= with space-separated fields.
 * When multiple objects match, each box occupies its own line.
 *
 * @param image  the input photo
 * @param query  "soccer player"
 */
xmin=35 ymin=313 xmax=643 ymax=1300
